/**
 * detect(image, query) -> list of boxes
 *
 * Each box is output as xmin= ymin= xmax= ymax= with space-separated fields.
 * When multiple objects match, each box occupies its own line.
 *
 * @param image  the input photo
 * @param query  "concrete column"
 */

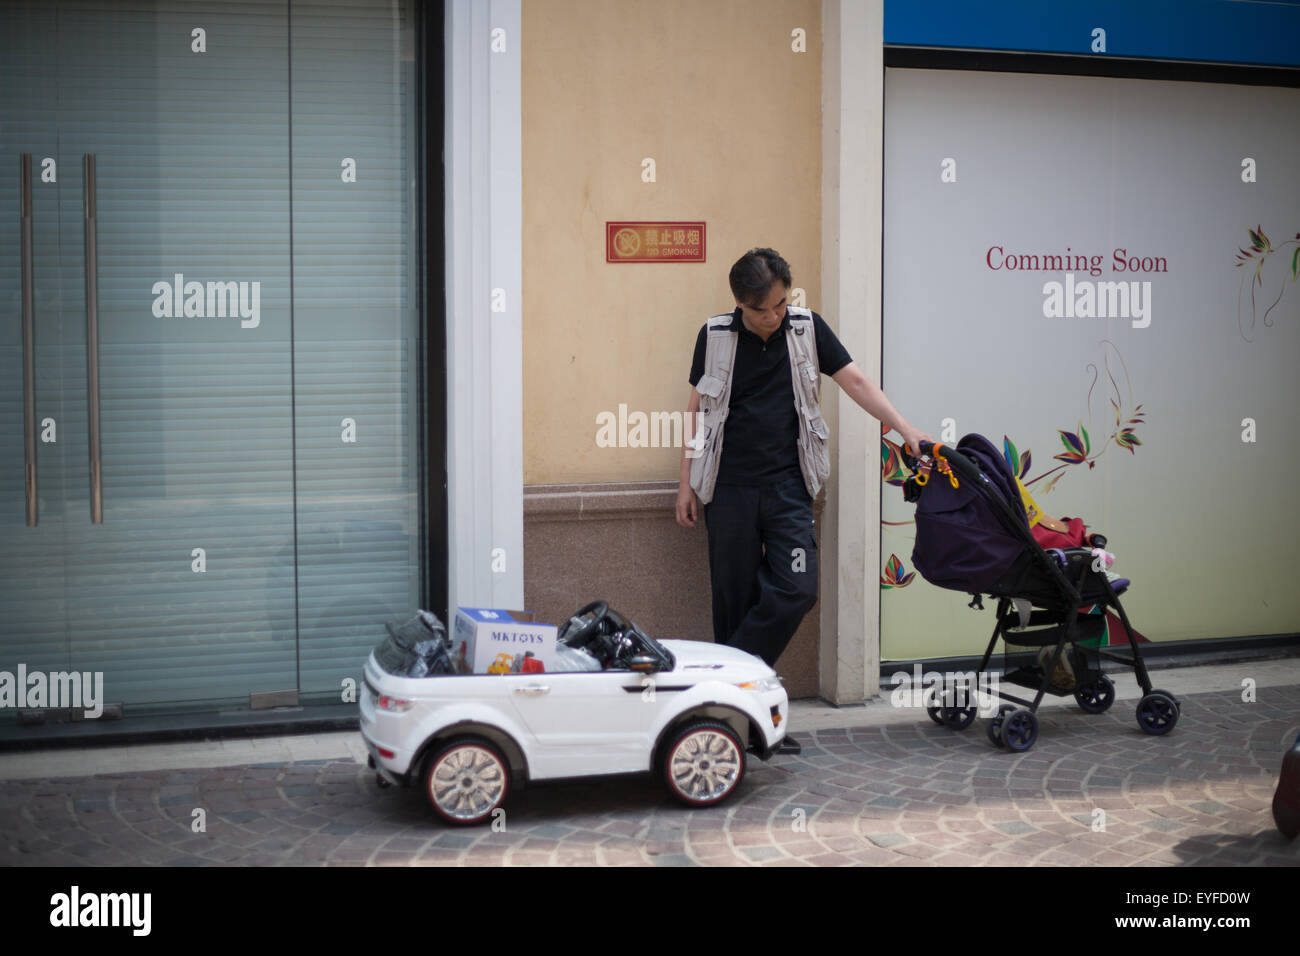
xmin=820 ymin=0 xmax=883 ymax=703
xmin=445 ymin=0 xmax=524 ymax=610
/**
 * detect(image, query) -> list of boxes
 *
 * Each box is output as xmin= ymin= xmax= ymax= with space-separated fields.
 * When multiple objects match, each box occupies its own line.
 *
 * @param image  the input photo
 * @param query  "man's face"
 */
xmin=737 ymin=279 xmax=789 ymax=340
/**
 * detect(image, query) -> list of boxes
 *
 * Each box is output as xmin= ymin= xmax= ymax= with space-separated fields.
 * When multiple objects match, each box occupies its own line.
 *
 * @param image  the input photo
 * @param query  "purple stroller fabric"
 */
xmin=911 ymin=434 xmax=1030 ymax=594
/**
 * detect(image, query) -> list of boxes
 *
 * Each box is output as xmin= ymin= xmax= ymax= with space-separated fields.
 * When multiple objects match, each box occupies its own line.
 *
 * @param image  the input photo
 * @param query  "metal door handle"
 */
xmin=512 ymin=684 xmax=550 ymax=697
xmin=83 ymin=154 xmax=102 ymax=524
xmin=20 ymin=155 xmax=37 ymax=526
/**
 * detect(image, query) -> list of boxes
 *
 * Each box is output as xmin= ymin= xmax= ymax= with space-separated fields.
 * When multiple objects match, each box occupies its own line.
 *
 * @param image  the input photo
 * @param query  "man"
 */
xmin=675 ymin=247 xmax=929 ymax=670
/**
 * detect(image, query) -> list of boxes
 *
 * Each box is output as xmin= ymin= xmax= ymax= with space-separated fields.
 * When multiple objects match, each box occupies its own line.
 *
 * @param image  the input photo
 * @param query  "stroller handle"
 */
xmin=917 ymin=440 xmax=982 ymax=482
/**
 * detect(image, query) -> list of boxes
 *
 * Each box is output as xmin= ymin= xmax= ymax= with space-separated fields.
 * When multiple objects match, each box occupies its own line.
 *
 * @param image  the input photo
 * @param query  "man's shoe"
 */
xmin=1273 ymin=732 xmax=1300 ymax=840
xmin=776 ymin=734 xmax=802 ymax=755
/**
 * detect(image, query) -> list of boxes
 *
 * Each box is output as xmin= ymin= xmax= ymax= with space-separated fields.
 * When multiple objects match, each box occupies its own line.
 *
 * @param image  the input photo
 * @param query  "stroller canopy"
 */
xmin=911 ymin=433 xmax=1030 ymax=594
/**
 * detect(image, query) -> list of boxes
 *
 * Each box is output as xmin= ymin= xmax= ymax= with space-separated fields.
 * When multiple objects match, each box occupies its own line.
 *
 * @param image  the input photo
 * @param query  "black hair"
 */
xmin=728 ymin=248 xmax=792 ymax=307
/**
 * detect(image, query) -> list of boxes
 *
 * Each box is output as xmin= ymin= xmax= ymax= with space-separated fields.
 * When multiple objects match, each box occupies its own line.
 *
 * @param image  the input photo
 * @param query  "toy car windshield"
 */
xmin=556 ymin=600 xmax=674 ymax=673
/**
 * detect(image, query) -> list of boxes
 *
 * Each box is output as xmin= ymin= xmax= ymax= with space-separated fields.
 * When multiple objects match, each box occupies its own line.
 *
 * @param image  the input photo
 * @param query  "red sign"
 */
xmin=606 ymin=221 xmax=706 ymax=263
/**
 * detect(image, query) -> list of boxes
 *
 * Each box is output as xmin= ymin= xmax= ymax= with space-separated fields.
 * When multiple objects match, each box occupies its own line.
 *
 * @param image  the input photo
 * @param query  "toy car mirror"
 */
xmin=628 ymin=655 xmax=659 ymax=674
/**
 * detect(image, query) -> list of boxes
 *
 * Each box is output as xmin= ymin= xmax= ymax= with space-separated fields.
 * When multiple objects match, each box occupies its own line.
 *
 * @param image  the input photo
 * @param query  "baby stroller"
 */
xmin=900 ymin=434 xmax=1180 ymax=752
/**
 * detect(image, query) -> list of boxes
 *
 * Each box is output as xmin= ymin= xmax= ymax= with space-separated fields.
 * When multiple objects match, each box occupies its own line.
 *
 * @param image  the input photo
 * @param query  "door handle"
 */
xmin=83 ymin=154 xmax=102 ymax=524
xmin=20 ymin=155 xmax=37 ymax=526
xmin=512 ymin=684 xmax=550 ymax=697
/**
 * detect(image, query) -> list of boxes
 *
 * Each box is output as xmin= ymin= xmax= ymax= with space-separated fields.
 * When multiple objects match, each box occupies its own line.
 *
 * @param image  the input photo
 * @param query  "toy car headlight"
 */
xmin=736 ymin=677 xmax=783 ymax=693
xmin=377 ymin=694 xmax=413 ymax=713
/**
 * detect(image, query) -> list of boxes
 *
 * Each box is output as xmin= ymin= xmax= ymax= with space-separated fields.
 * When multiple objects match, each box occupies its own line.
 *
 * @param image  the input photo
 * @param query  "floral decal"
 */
xmin=1236 ymin=225 xmax=1299 ymax=342
xmin=881 ymin=341 xmax=1147 ymax=586
xmin=881 ymin=422 xmax=909 ymax=487
xmin=1010 ymin=340 xmax=1145 ymax=494
xmin=880 ymin=553 xmax=915 ymax=589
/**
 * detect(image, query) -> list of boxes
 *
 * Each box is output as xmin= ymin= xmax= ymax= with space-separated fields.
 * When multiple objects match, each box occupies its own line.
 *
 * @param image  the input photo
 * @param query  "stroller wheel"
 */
xmin=1136 ymin=691 xmax=1179 ymax=736
xmin=1001 ymin=709 xmax=1039 ymax=752
xmin=923 ymin=683 xmax=946 ymax=724
xmin=943 ymin=705 xmax=978 ymax=730
xmin=986 ymin=704 xmax=1015 ymax=748
xmin=1148 ymin=688 xmax=1182 ymax=715
xmin=1074 ymin=674 xmax=1115 ymax=714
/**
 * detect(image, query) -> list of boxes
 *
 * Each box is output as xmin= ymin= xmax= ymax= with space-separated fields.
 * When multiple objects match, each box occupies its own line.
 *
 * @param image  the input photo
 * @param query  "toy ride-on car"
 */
xmin=360 ymin=602 xmax=790 ymax=825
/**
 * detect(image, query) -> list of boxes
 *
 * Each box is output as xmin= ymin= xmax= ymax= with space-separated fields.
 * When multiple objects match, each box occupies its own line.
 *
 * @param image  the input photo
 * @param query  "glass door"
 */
xmin=2 ymin=0 xmax=300 ymax=711
xmin=0 ymin=2 xmax=74 ymax=685
xmin=1 ymin=0 xmax=426 ymax=719
xmin=287 ymin=0 xmax=424 ymax=702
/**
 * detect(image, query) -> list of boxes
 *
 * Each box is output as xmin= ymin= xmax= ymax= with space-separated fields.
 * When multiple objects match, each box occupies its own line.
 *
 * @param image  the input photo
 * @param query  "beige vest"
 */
xmin=689 ymin=307 xmax=830 ymax=505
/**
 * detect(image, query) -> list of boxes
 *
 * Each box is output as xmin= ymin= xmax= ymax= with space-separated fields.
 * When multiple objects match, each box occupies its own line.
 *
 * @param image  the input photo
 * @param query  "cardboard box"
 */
xmin=452 ymin=608 xmax=558 ymax=675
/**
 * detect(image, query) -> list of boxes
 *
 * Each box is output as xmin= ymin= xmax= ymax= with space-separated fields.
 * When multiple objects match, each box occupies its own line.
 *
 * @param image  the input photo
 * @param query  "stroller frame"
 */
xmin=908 ymin=438 xmax=1181 ymax=752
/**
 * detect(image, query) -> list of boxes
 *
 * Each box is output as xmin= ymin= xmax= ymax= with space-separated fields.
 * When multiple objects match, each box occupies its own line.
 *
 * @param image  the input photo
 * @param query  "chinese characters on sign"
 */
xmin=606 ymin=222 xmax=706 ymax=263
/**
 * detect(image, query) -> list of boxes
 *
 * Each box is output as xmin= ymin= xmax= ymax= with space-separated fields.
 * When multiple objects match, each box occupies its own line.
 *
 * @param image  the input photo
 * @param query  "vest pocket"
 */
xmin=800 ymin=407 xmax=831 ymax=493
xmin=695 ymin=374 xmax=725 ymax=398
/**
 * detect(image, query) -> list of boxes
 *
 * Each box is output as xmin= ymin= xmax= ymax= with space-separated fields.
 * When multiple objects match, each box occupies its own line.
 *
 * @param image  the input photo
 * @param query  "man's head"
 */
xmin=729 ymin=248 xmax=791 ymax=339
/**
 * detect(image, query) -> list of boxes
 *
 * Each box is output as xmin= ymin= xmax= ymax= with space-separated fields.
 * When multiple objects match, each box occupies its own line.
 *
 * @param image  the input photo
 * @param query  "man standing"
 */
xmin=675 ymin=248 xmax=929 ymax=670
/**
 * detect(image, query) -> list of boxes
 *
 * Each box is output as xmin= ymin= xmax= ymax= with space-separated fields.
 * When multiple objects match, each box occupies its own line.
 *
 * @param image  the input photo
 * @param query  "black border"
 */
xmin=419 ymin=0 xmax=448 ymax=626
xmin=884 ymin=46 xmax=1300 ymax=88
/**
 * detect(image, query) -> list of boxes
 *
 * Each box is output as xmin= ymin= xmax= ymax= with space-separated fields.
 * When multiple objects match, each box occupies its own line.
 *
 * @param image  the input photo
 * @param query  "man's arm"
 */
xmin=675 ymin=388 xmax=702 ymax=528
xmin=830 ymin=361 xmax=930 ymax=456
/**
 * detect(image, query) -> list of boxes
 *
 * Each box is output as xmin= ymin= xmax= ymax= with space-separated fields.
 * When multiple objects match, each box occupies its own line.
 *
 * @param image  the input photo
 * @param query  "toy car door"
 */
xmin=506 ymin=671 xmax=652 ymax=779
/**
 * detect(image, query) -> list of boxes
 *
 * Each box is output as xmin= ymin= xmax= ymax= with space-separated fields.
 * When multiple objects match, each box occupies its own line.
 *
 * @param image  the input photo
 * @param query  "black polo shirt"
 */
xmin=689 ymin=309 xmax=852 ymax=487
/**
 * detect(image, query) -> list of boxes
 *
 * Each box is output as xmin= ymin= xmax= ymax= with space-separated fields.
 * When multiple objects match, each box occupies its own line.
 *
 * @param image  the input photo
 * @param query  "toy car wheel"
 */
xmin=1074 ymin=674 xmax=1115 ymax=714
xmin=925 ymin=704 xmax=946 ymax=726
xmin=1001 ymin=709 xmax=1039 ymax=752
xmin=423 ymin=736 xmax=510 ymax=826
xmin=662 ymin=719 xmax=745 ymax=808
xmin=1136 ymin=691 xmax=1179 ymax=736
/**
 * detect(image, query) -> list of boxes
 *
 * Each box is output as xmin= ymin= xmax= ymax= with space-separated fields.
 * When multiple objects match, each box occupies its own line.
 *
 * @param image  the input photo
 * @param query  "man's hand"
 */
xmin=900 ymin=428 xmax=934 ymax=459
xmin=676 ymin=387 xmax=703 ymax=527
xmin=676 ymin=483 xmax=699 ymax=528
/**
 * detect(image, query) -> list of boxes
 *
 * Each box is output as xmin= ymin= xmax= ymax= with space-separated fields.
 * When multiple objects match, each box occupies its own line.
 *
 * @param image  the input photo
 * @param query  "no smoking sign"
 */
xmin=605 ymin=221 xmax=706 ymax=263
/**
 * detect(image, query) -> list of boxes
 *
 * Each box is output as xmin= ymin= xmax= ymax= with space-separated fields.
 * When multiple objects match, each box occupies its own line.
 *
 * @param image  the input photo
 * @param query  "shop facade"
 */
xmin=3 ymin=1 xmax=1297 ymax=736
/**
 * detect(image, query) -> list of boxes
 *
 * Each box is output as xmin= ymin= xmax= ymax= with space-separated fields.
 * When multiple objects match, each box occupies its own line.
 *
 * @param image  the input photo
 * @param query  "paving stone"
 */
xmin=994 ymin=820 xmax=1036 ymax=834
xmin=1141 ymin=817 xmax=1186 ymax=832
xmin=0 ymin=682 xmax=1294 ymax=866
xmin=865 ymin=832 xmax=909 ymax=848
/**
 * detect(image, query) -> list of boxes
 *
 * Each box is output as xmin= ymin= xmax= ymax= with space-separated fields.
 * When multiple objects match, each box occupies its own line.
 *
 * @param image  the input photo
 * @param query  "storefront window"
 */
xmin=0 ymin=0 xmax=423 ymax=715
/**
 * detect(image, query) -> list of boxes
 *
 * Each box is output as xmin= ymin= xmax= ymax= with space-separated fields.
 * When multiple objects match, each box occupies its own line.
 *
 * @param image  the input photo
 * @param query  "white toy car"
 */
xmin=360 ymin=602 xmax=790 ymax=825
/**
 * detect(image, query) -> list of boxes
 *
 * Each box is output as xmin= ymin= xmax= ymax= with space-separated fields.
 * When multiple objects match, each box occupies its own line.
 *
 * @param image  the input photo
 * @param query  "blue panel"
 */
xmin=885 ymin=0 xmax=1300 ymax=69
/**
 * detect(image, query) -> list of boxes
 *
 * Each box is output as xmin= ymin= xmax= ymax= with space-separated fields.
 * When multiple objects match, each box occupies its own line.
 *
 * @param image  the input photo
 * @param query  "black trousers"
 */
xmin=703 ymin=475 xmax=818 ymax=668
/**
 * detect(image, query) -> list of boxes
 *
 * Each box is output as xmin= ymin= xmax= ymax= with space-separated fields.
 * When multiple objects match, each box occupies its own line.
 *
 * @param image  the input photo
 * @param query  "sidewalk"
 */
xmin=1 ymin=658 xmax=1297 ymax=866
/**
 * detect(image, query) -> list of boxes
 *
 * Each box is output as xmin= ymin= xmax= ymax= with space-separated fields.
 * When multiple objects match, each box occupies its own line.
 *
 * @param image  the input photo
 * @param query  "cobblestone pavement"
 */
xmin=2 ymin=682 xmax=1298 ymax=867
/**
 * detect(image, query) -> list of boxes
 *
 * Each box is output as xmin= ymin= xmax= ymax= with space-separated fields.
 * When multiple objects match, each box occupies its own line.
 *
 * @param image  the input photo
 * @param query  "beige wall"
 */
xmin=522 ymin=0 xmax=823 ymax=485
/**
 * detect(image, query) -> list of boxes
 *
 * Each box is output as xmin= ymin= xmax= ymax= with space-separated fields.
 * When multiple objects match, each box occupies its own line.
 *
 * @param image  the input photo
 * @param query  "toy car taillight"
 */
xmin=377 ymin=695 xmax=413 ymax=713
